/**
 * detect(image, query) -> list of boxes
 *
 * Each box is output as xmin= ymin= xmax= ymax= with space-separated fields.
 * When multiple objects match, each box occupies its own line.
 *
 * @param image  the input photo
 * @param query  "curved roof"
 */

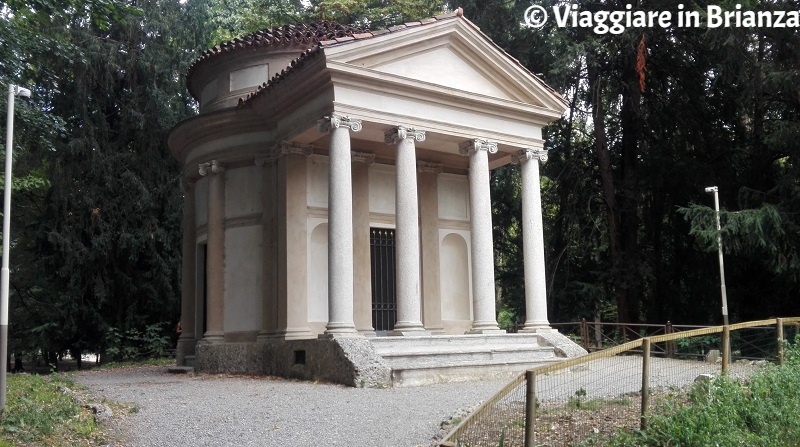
xmin=187 ymin=21 xmax=367 ymax=97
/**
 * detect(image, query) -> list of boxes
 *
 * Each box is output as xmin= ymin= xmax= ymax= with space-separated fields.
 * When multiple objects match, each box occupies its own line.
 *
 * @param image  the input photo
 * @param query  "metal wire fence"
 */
xmin=441 ymin=317 xmax=800 ymax=447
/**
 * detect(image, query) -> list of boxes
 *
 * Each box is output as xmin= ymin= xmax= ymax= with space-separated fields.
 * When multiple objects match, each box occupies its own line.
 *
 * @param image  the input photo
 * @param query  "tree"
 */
xmin=1 ymin=0 xmax=205 ymax=364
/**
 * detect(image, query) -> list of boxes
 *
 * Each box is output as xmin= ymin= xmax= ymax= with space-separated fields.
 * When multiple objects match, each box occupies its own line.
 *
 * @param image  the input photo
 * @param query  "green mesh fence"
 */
xmin=442 ymin=317 xmax=800 ymax=447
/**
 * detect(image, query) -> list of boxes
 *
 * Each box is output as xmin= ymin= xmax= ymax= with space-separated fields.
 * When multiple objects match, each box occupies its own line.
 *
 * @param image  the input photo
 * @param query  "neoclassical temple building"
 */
xmin=170 ymin=8 xmax=584 ymax=387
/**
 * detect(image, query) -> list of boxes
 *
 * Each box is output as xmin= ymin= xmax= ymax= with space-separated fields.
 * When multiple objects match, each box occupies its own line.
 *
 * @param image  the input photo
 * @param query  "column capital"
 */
xmin=384 ymin=126 xmax=426 ymax=145
xmin=459 ymin=138 xmax=498 ymax=156
xmin=351 ymin=151 xmax=376 ymax=165
xmin=319 ymin=113 xmax=362 ymax=133
xmin=255 ymin=141 xmax=314 ymax=165
xmin=198 ymin=160 xmax=224 ymax=176
xmin=417 ymin=161 xmax=443 ymax=173
xmin=512 ymin=149 xmax=549 ymax=164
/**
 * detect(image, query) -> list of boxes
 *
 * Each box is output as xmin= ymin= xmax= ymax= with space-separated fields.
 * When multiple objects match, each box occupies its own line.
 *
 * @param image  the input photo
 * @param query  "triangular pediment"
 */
xmin=322 ymin=18 xmax=567 ymax=114
xmin=372 ymin=45 xmax=517 ymax=100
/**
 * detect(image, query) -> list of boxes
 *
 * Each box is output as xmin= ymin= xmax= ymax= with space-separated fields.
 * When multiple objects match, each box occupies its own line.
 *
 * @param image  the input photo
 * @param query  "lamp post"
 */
xmin=2 ymin=84 xmax=31 ymax=410
xmin=705 ymin=186 xmax=729 ymax=327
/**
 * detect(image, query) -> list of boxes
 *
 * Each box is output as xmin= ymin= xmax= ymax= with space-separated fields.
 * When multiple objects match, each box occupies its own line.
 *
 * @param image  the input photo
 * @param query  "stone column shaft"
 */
xmin=201 ymin=160 xmax=225 ymax=342
xmin=321 ymin=115 xmax=361 ymax=336
xmin=177 ymin=179 xmax=197 ymax=364
xmin=258 ymin=158 xmax=278 ymax=340
xmin=461 ymin=140 xmax=503 ymax=334
xmin=386 ymin=127 xmax=426 ymax=335
xmin=518 ymin=150 xmax=551 ymax=331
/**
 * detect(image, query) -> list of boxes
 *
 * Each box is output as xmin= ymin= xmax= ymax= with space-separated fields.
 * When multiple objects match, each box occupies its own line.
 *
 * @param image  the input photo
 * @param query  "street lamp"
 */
xmin=2 ymin=84 xmax=32 ymax=410
xmin=705 ymin=186 xmax=730 ymax=327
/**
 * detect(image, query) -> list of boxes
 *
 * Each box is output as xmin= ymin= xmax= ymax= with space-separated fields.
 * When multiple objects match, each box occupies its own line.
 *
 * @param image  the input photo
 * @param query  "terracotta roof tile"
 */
xmin=233 ymin=8 xmax=465 ymax=107
xmin=187 ymin=21 xmax=367 ymax=96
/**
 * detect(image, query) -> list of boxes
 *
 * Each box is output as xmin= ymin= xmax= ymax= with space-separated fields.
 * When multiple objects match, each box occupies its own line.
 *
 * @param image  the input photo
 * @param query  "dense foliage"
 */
xmin=459 ymin=0 xmax=800 ymax=325
xmin=1 ymin=0 xmax=798 ymax=362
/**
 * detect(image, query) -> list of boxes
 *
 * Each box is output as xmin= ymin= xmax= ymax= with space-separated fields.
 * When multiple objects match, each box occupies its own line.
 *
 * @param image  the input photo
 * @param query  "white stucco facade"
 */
xmin=170 ymin=11 xmax=569 ymax=373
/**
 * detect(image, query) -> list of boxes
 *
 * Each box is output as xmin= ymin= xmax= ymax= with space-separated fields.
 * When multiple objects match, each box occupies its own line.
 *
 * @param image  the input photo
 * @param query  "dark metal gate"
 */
xmin=370 ymin=228 xmax=396 ymax=332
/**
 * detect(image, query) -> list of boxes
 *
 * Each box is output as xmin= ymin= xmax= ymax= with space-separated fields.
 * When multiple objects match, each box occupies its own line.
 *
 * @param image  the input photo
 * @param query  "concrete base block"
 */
xmin=192 ymin=338 xmax=392 ymax=388
xmin=175 ymin=337 xmax=197 ymax=367
xmin=261 ymin=338 xmax=391 ymax=388
xmin=195 ymin=342 xmax=264 ymax=374
xmin=536 ymin=330 xmax=588 ymax=357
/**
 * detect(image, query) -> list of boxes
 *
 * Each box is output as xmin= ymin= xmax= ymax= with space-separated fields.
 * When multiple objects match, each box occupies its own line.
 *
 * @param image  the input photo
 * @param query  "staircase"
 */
xmin=370 ymin=334 xmax=562 ymax=387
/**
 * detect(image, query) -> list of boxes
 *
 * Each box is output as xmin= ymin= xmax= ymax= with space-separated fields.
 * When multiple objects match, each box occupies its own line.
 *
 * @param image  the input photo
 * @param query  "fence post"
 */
xmin=722 ymin=324 xmax=730 ymax=373
xmin=581 ymin=319 xmax=589 ymax=352
xmin=777 ymin=318 xmax=785 ymax=365
xmin=641 ymin=338 xmax=651 ymax=431
xmin=525 ymin=370 xmax=536 ymax=447
xmin=666 ymin=321 xmax=675 ymax=358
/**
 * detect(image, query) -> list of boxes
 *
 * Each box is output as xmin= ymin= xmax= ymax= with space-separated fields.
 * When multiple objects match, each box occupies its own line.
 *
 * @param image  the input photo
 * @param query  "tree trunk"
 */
xmin=588 ymin=62 xmax=629 ymax=322
xmin=617 ymin=38 xmax=644 ymax=323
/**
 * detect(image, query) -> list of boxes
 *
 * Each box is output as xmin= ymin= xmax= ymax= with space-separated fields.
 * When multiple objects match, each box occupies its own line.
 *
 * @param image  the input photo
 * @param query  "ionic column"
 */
xmin=319 ymin=114 xmax=362 ymax=337
xmin=177 ymin=177 xmax=197 ymax=364
xmin=460 ymin=139 xmax=503 ymax=334
xmin=515 ymin=149 xmax=551 ymax=332
xmin=385 ymin=127 xmax=426 ymax=335
xmin=199 ymin=160 xmax=225 ymax=343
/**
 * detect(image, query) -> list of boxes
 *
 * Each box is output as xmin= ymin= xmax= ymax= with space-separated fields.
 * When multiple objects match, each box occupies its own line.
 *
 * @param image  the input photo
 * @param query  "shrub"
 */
xmin=601 ymin=336 xmax=800 ymax=446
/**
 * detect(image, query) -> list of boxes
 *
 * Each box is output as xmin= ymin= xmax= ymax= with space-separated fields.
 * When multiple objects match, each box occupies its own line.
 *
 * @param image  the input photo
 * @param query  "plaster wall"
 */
xmin=195 ymin=176 xmax=209 ymax=229
xmin=440 ymin=230 xmax=473 ymax=334
xmin=368 ymin=164 xmax=397 ymax=214
xmin=307 ymin=157 xmax=329 ymax=208
xmin=307 ymin=220 xmax=329 ymax=332
xmin=374 ymin=46 xmax=513 ymax=100
xmin=224 ymin=225 xmax=263 ymax=338
xmin=196 ymin=46 xmax=312 ymax=113
xmin=438 ymin=174 xmax=469 ymax=220
xmin=225 ymin=165 xmax=263 ymax=219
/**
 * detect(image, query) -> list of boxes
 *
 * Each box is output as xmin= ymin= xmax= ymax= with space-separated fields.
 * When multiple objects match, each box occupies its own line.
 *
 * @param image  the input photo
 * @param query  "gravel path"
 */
xmin=74 ymin=367 xmax=507 ymax=447
xmin=73 ymin=358 xmax=762 ymax=447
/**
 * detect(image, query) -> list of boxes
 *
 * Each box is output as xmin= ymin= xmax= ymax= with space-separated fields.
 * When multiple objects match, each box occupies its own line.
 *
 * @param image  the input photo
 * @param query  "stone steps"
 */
xmin=369 ymin=334 xmax=563 ymax=387
xmin=380 ymin=346 xmax=554 ymax=367
xmin=390 ymin=358 xmax=555 ymax=387
xmin=371 ymin=333 xmax=542 ymax=352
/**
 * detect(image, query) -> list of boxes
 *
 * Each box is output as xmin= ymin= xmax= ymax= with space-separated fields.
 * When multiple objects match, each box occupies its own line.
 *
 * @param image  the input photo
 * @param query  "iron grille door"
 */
xmin=370 ymin=228 xmax=396 ymax=332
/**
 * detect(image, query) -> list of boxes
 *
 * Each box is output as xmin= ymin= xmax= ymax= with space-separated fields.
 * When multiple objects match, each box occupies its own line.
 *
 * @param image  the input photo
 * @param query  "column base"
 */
xmin=199 ymin=332 xmax=225 ymax=344
xmin=319 ymin=331 xmax=362 ymax=339
xmin=466 ymin=328 xmax=507 ymax=335
xmin=322 ymin=323 xmax=361 ymax=338
xmin=519 ymin=324 xmax=554 ymax=333
xmin=389 ymin=329 xmax=429 ymax=336
xmin=389 ymin=322 xmax=427 ymax=336
xmin=466 ymin=322 xmax=505 ymax=335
